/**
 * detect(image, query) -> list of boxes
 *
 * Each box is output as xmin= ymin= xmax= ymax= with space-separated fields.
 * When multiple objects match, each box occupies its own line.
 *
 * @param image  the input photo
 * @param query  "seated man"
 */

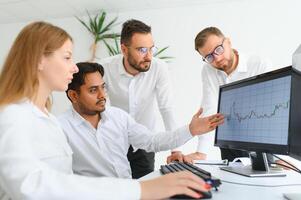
xmin=58 ymin=62 xmax=224 ymax=178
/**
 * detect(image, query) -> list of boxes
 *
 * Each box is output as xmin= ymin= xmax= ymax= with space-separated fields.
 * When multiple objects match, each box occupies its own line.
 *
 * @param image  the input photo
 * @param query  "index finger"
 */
xmin=208 ymin=113 xmax=223 ymax=120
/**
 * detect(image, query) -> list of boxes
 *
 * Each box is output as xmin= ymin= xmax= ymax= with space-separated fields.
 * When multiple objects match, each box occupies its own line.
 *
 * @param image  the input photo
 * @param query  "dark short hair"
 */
xmin=66 ymin=62 xmax=104 ymax=101
xmin=194 ymin=27 xmax=224 ymax=51
xmin=121 ymin=19 xmax=151 ymax=45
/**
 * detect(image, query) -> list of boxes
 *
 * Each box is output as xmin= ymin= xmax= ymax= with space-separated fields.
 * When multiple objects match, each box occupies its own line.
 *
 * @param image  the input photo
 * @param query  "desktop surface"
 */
xmin=140 ymin=163 xmax=301 ymax=200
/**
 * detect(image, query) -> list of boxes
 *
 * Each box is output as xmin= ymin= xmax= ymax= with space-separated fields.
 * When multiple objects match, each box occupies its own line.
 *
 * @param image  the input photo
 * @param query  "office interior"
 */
xmin=1 ymin=0 xmax=301 ymax=173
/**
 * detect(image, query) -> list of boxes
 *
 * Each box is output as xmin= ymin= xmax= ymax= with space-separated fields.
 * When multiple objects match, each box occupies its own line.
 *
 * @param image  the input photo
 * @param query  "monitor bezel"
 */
xmin=215 ymin=66 xmax=293 ymax=155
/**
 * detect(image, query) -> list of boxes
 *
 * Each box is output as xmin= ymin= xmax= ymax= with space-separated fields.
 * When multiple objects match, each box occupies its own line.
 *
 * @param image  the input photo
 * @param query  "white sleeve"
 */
xmin=126 ymin=113 xmax=193 ymax=152
xmin=196 ymin=66 xmax=219 ymax=154
xmin=0 ymin=109 xmax=140 ymax=200
xmin=155 ymin=60 xmax=178 ymax=131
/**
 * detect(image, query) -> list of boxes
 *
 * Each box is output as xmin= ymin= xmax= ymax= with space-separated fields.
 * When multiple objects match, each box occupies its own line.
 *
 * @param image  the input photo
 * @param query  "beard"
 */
xmin=127 ymin=53 xmax=151 ymax=73
xmin=78 ymin=99 xmax=106 ymax=116
xmin=215 ymin=57 xmax=233 ymax=72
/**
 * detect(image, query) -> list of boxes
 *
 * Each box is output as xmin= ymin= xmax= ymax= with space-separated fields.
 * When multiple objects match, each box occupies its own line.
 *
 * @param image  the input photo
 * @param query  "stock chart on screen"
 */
xmin=218 ymin=76 xmax=291 ymax=145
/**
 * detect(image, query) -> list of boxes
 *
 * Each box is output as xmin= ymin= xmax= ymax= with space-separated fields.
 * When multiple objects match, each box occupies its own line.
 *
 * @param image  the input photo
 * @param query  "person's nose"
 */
xmin=71 ymin=63 xmax=79 ymax=74
xmin=98 ymin=88 xmax=106 ymax=98
xmin=214 ymin=54 xmax=223 ymax=63
xmin=144 ymin=50 xmax=153 ymax=60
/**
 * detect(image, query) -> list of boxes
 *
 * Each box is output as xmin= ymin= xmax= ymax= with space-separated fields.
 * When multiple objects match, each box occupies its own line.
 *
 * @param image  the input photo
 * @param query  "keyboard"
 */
xmin=160 ymin=162 xmax=221 ymax=189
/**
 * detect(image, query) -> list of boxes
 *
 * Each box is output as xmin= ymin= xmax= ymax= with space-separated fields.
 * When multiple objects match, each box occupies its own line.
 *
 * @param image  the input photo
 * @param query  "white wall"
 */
xmin=1 ymin=0 xmax=301 ymax=169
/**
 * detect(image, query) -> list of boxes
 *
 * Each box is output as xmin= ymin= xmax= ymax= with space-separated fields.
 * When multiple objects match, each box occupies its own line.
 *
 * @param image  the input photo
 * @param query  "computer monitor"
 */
xmin=215 ymin=66 xmax=301 ymax=177
xmin=291 ymin=45 xmax=301 ymax=162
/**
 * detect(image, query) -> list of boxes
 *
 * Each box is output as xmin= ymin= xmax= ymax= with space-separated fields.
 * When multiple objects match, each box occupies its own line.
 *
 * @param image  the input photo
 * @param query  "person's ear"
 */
xmin=226 ymin=37 xmax=231 ymax=46
xmin=67 ymin=90 xmax=79 ymax=103
xmin=121 ymin=43 xmax=128 ymax=55
xmin=38 ymin=56 xmax=46 ymax=71
xmin=197 ymin=48 xmax=204 ymax=56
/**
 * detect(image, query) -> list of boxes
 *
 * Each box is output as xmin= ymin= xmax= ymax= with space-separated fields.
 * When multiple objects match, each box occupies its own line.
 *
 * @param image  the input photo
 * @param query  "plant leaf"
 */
xmin=97 ymin=11 xmax=106 ymax=34
xmin=154 ymin=46 xmax=169 ymax=57
xmin=103 ymin=39 xmax=121 ymax=56
xmin=85 ymin=10 xmax=97 ymax=36
xmin=103 ymin=40 xmax=115 ymax=56
xmin=75 ymin=16 xmax=92 ymax=33
xmin=114 ymin=37 xmax=120 ymax=53
xmin=97 ymin=33 xmax=120 ymax=41
xmin=157 ymin=56 xmax=174 ymax=59
xmin=99 ymin=16 xmax=118 ymax=34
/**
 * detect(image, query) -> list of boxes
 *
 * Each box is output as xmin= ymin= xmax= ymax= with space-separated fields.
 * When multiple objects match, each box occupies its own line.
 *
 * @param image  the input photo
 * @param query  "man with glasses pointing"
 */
xmin=99 ymin=19 xmax=178 ymax=178
xmin=167 ymin=27 xmax=274 ymax=163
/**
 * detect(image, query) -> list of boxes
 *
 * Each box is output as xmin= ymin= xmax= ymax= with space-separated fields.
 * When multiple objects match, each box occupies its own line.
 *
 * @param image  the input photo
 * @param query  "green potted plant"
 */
xmin=76 ymin=10 xmax=120 ymax=61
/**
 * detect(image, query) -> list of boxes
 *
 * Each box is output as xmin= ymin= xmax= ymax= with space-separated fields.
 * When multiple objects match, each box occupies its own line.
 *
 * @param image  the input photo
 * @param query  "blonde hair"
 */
xmin=0 ymin=21 xmax=72 ymax=109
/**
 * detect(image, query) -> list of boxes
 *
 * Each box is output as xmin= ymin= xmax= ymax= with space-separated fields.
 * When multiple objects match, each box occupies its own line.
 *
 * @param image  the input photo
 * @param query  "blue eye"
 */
xmin=137 ymin=47 xmax=158 ymax=55
xmin=205 ymin=54 xmax=214 ymax=63
xmin=215 ymin=45 xmax=224 ymax=54
xmin=202 ymin=38 xmax=225 ymax=63
xmin=138 ymin=47 xmax=148 ymax=54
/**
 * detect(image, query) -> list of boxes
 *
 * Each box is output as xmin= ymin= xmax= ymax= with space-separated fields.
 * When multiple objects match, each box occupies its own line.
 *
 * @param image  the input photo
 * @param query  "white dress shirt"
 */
xmin=58 ymin=106 xmax=192 ymax=178
xmin=99 ymin=54 xmax=177 ymax=132
xmin=0 ymin=101 xmax=140 ymax=200
xmin=197 ymin=53 xmax=274 ymax=155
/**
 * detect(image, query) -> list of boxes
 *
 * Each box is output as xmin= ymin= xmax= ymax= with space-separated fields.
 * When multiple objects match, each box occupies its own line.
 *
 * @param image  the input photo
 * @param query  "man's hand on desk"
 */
xmin=140 ymin=171 xmax=210 ymax=200
xmin=189 ymin=108 xmax=224 ymax=136
xmin=167 ymin=151 xmax=207 ymax=164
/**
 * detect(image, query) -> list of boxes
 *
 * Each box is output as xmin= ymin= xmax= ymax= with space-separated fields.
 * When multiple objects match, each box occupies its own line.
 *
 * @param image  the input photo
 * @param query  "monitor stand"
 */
xmin=220 ymin=152 xmax=286 ymax=177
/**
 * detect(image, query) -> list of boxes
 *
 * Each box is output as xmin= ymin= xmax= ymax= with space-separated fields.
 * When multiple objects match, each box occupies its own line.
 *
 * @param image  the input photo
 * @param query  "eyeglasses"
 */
xmin=128 ymin=46 xmax=158 ymax=56
xmin=202 ymin=38 xmax=225 ymax=63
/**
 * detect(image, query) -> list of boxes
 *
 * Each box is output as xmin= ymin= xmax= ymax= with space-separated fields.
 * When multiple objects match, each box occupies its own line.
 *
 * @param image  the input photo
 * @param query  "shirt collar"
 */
xmin=118 ymin=56 xmax=134 ymax=78
xmin=70 ymin=106 xmax=107 ymax=127
xmin=118 ymin=56 xmax=128 ymax=76
xmin=235 ymin=51 xmax=247 ymax=73
xmin=70 ymin=106 xmax=86 ymax=126
xmin=118 ymin=56 xmax=146 ymax=78
xmin=25 ymin=100 xmax=51 ymax=119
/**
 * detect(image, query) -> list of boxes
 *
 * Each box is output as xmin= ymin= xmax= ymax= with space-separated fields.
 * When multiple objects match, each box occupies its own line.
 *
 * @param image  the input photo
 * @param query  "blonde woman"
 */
xmin=0 ymin=21 xmax=219 ymax=200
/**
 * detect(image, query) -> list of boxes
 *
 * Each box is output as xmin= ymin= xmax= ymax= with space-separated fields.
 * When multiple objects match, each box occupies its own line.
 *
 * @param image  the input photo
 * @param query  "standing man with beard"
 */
xmin=99 ymin=19 xmax=177 ymax=178
xmin=167 ymin=27 xmax=274 ymax=163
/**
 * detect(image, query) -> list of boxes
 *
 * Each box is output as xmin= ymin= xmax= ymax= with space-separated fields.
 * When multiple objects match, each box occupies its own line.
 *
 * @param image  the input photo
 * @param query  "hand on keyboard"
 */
xmin=140 ymin=171 xmax=211 ymax=199
xmin=160 ymin=161 xmax=222 ymax=199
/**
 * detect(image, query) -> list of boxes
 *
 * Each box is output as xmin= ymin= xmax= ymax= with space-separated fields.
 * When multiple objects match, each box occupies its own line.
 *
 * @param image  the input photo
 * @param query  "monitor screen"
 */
xmin=215 ymin=67 xmax=293 ymax=155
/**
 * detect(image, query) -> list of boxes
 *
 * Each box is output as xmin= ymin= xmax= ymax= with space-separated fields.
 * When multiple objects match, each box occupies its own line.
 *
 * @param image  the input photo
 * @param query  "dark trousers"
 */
xmin=220 ymin=148 xmax=249 ymax=161
xmin=127 ymin=145 xmax=155 ymax=179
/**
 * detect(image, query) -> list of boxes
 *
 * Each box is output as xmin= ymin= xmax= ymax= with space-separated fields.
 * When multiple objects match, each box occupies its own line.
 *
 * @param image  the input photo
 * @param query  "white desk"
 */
xmin=140 ymin=164 xmax=301 ymax=200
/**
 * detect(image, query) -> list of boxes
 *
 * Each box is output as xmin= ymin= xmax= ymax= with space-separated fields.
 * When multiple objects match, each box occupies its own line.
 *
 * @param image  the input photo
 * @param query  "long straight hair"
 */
xmin=0 ymin=21 xmax=72 ymax=109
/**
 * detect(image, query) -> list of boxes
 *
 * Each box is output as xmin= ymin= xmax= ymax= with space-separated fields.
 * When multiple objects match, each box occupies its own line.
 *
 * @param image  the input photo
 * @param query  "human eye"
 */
xmin=138 ymin=47 xmax=148 ymax=54
xmin=205 ymin=54 xmax=214 ymax=63
xmin=215 ymin=45 xmax=224 ymax=54
xmin=89 ymin=88 xmax=97 ymax=93
xmin=151 ymin=46 xmax=158 ymax=54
